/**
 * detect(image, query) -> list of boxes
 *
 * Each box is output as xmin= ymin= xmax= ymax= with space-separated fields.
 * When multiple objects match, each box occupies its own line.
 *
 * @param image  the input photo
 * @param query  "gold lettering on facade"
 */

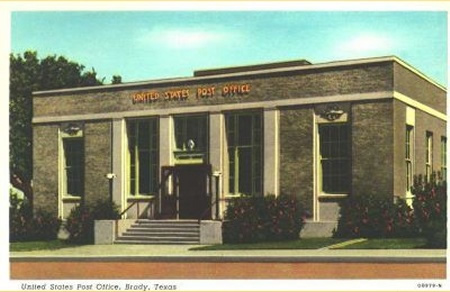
xmin=163 ymin=89 xmax=190 ymax=101
xmin=221 ymin=84 xmax=251 ymax=97
xmin=131 ymin=84 xmax=250 ymax=104
xmin=196 ymin=87 xmax=216 ymax=98
xmin=132 ymin=91 xmax=160 ymax=104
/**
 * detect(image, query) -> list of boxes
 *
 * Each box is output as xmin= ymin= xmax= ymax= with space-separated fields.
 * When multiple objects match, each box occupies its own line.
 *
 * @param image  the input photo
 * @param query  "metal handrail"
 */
xmin=119 ymin=170 xmax=173 ymax=218
xmin=119 ymin=200 xmax=138 ymax=217
xmin=198 ymin=169 xmax=220 ymax=223
xmin=198 ymin=197 xmax=219 ymax=224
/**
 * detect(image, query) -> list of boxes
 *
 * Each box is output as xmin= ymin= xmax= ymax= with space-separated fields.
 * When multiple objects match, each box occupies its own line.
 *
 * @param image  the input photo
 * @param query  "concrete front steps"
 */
xmin=115 ymin=219 xmax=200 ymax=245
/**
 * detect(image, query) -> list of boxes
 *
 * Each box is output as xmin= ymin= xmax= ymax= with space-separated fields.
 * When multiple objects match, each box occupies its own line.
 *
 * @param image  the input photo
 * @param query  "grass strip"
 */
xmin=10 ymin=240 xmax=80 ymax=252
xmin=190 ymin=238 xmax=347 ymax=251
xmin=332 ymin=238 xmax=427 ymax=249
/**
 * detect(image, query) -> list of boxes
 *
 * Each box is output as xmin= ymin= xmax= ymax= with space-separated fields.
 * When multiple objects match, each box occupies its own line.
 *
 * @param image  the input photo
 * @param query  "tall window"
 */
xmin=319 ymin=123 xmax=350 ymax=194
xmin=63 ymin=138 xmax=84 ymax=196
xmin=174 ymin=115 xmax=207 ymax=152
xmin=226 ymin=112 xmax=262 ymax=196
xmin=127 ymin=119 xmax=158 ymax=196
xmin=441 ymin=136 xmax=447 ymax=181
xmin=405 ymin=125 xmax=414 ymax=193
xmin=426 ymin=131 xmax=433 ymax=182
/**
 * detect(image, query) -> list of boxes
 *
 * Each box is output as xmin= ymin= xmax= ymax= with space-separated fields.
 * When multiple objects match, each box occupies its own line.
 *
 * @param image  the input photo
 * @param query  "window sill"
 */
xmin=127 ymin=195 xmax=156 ymax=201
xmin=225 ymin=194 xmax=245 ymax=199
xmin=62 ymin=195 xmax=82 ymax=201
xmin=318 ymin=193 xmax=348 ymax=199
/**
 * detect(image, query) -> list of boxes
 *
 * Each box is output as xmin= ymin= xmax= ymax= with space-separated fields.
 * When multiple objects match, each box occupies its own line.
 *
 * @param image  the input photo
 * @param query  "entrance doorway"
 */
xmin=160 ymin=164 xmax=212 ymax=220
xmin=177 ymin=164 xmax=210 ymax=219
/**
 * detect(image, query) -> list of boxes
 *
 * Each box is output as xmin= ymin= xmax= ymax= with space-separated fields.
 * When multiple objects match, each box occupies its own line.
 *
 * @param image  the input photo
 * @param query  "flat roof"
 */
xmin=193 ymin=59 xmax=312 ymax=77
xmin=33 ymin=55 xmax=446 ymax=96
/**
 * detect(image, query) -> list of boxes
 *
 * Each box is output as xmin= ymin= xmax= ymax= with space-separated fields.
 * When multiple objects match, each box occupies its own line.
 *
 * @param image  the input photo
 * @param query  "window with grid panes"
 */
xmin=405 ymin=125 xmax=414 ymax=192
xmin=174 ymin=115 xmax=207 ymax=152
xmin=127 ymin=119 xmax=159 ymax=195
xmin=63 ymin=138 xmax=84 ymax=196
xmin=226 ymin=112 xmax=262 ymax=196
xmin=319 ymin=123 xmax=350 ymax=194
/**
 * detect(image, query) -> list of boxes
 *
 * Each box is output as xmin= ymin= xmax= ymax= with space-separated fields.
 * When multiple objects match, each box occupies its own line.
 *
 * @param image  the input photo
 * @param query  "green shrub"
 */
xmin=65 ymin=205 xmax=94 ymax=244
xmin=91 ymin=199 xmax=120 ymax=220
xmin=65 ymin=199 xmax=120 ymax=244
xmin=30 ymin=210 xmax=62 ymax=241
xmin=266 ymin=195 xmax=303 ymax=241
xmin=10 ymin=191 xmax=33 ymax=242
xmin=223 ymin=195 xmax=304 ymax=243
xmin=335 ymin=173 xmax=446 ymax=248
xmin=412 ymin=174 xmax=446 ymax=248
xmin=10 ymin=190 xmax=61 ymax=242
xmin=334 ymin=195 xmax=416 ymax=238
xmin=223 ymin=196 xmax=265 ymax=243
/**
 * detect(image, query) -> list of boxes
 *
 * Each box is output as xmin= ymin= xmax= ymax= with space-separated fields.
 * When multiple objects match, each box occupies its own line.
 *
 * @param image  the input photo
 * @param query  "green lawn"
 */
xmin=10 ymin=238 xmax=430 ymax=252
xmin=10 ymin=240 xmax=80 ymax=252
xmin=333 ymin=238 xmax=427 ymax=249
xmin=190 ymin=238 xmax=346 ymax=250
xmin=191 ymin=238 xmax=429 ymax=251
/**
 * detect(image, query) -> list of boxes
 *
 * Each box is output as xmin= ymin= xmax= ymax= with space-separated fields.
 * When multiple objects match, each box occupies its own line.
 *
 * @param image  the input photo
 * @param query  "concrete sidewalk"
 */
xmin=10 ymin=244 xmax=446 ymax=279
xmin=10 ymin=243 xmax=446 ymax=263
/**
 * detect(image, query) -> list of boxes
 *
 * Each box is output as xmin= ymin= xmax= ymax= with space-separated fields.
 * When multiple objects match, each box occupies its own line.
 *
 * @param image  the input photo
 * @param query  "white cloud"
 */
xmin=137 ymin=27 xmax=237 ymax=49
xmin=338 ymin=34 xmax=395 ymax=54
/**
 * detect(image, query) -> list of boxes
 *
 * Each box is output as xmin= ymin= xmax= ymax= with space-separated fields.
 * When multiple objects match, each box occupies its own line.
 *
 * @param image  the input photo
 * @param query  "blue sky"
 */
xmin=11 ymin=11 xmax=448 ymax=86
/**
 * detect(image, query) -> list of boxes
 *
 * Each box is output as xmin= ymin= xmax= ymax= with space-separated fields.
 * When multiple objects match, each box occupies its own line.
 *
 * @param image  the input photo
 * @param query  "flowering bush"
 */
xmin=412 ymin=174 xmax=446 ymax=248
xmin=65 ymin=199 xmax=120 ymax=244
xmin=10 ymin=190 xmax=61 ymax=242
xmin=223 ymin=195 xmax=304 ymax=243
xmin=335 ymin=173 xmax=446 ymax=248
xmin=266 ymin=195 xmax=304 ymax=241
xmin=31 ymin=210 xmax=62 ymax=240
xmin=334 ymin=195 xmax=416 ymax=238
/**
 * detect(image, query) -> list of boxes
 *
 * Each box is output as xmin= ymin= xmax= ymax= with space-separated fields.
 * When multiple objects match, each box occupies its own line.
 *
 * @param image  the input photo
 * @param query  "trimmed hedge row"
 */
xmin=223 ymin=195 xmax=304 ymax=243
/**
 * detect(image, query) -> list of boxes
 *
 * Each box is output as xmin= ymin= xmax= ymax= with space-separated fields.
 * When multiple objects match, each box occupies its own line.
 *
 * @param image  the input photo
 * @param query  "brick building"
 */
xmin=32 ymin=56 xmax=446 ymax=238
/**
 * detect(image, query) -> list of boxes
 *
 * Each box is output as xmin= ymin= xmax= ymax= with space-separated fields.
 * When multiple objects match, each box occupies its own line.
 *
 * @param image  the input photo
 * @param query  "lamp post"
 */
xmin=106 ymin=173 xmax=116 ymax=210
xmin=212 ymin=171 xmax=222 ymax=220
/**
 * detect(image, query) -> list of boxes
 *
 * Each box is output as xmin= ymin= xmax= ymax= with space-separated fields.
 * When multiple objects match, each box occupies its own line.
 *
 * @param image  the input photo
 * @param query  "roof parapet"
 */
xmin=193 ymin=59 xmax=312 ymax=77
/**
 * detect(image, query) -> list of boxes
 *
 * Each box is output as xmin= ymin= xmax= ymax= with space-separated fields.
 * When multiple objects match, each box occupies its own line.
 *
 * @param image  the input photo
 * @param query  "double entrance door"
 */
xmin=161 ymin=164 xmax=211 ymax=220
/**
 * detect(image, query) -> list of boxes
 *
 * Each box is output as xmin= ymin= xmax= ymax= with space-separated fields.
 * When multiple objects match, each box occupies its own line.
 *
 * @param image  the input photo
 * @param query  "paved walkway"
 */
xmin=10 ymin=243 xmax=446 ymax=262
xmin=10 ymin=244 xmax=446 ymax=279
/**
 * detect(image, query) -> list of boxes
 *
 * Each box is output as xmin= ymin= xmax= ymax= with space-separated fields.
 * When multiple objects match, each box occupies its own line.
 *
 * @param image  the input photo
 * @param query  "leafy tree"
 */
xmin=111 ymin=75 xmax=122 ymax=84
xmin=10 ymin=51 xmax=107 ymax=203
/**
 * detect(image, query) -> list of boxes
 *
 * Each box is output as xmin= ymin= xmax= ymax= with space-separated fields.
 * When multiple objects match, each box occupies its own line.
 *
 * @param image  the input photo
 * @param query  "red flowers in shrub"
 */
xmin=335 ymin=173 xmax=446 ymax=248
xmin=10 ymin=191 xmax=61 ymax=242
xmin=223 ymin=194 xmax=304 ymax=244
xmin=334 ymin=194 xmax=417 ymax=238
xmin=412 ymin=174 xmax=446 ymax=248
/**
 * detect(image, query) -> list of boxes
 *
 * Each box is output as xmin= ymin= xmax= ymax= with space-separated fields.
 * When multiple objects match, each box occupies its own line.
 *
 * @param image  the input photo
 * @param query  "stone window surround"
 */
xmin=426 ymin=131 xmax=433 ymax=182
xmin=405 ymin=106 xmax=416 ymax=205
xmin=58 ymin=124 xmax=84 ymax=219
xmin=313 ymin=103 xmax=350 ymax=222
xmin=441 ymin=136 xmax=447 ymax=181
